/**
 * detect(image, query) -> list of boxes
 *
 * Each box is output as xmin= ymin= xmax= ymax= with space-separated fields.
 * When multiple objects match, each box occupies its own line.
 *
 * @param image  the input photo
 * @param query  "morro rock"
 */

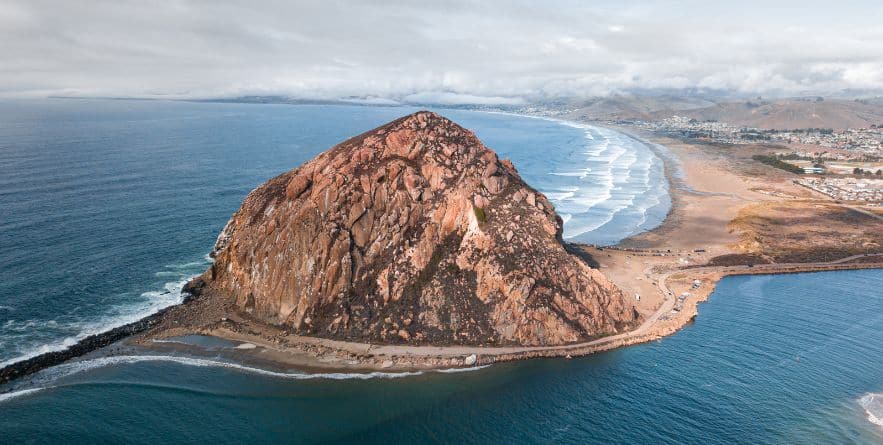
xmin=200 ymin=111 xmax=640 ymax=346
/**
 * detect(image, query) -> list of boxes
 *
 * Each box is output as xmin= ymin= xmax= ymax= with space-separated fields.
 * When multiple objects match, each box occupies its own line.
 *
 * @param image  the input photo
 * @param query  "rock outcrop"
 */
xmin=201 ymin=111 xmax=640 ymax=346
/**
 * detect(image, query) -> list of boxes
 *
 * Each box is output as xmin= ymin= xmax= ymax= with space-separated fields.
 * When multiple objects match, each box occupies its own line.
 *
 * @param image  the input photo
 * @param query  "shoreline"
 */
xmin=130 ymin=255 xmax=883 ymax=374
xmin=605 ymin=128 xmax=685 ymax=248
xmin=0 ymin=291 xmax=198 ymax=385
xmin=2 ymin=116 xmax=882 ymax=385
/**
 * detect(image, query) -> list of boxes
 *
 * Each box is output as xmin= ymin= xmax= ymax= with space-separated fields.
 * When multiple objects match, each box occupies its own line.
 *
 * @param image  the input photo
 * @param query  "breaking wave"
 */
xmin=436 ymin=365 xmax=491 ymax=373
xmin=454 ymin=110 xmax=671 ymax=245
xmin=0 ymin=256 xmax=213 ymax=369
xmin=0 ymin=388 xmax=46 ymax=403
xmin=0 ymin=355 xmax=492 ymax=404
xmin=859 ymin=393 xmax=883 ymax=428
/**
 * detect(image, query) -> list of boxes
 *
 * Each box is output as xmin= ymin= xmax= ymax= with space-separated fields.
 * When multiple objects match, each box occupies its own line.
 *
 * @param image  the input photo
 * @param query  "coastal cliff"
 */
xmin=199 ymin=111 xmax=640 ymax=346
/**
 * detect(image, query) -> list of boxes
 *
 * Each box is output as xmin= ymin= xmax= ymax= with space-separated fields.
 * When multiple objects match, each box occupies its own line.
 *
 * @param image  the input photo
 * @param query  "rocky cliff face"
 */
xmin=203 ymin=111 xmax=640 ymax=346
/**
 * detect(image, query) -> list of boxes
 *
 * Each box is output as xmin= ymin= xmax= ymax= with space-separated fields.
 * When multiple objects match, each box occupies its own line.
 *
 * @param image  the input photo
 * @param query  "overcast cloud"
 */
xmin=2 ymin=0 xmax=883 ymax=102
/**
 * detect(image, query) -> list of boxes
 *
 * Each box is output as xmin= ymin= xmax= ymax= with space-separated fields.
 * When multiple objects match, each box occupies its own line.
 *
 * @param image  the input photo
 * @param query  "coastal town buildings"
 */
xmin=796 ymin=177 xmax=883 ymax=203
xmin=627 ymin=116 xmax=883 ymax=159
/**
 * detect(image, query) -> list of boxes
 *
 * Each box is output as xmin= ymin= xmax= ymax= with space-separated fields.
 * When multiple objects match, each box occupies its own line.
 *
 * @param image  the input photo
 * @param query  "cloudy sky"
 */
xmin=2 ymin=0 xmax=882 ymax=103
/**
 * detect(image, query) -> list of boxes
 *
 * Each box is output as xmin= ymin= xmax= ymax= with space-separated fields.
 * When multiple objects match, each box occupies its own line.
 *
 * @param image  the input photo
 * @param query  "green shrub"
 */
xmin=473 ymin=206 xmax=487 ymax=223
xmin=752 ymin=155 xmax=803 ymax=174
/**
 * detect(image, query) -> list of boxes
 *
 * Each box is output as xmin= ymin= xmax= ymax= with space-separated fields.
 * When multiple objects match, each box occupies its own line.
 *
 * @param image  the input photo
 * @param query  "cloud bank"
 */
xmin=2 ymin=0 xmax=882 ymax=102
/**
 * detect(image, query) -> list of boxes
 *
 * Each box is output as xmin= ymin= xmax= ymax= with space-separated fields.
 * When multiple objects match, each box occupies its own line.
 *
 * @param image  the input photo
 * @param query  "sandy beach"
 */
xmin=127 ymin=124 xmax=883 ymax=373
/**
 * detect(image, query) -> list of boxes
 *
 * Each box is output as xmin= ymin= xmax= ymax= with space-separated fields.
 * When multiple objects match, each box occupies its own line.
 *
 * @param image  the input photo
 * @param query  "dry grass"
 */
xmin=728 ymin=201 xmax=883 ymax=263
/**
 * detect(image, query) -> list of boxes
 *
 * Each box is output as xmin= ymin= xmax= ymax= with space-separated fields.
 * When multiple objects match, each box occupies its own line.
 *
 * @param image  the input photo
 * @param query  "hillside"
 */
xmin=191 ymin=111 xmax=641 ymax=346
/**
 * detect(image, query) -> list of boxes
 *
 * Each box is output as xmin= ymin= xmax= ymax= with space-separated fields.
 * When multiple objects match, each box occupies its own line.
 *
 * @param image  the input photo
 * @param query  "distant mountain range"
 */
xmin=52 ymin=93 xmax=883 ymax=130
xmin=560 ymin=96 xmax=883 ymax=130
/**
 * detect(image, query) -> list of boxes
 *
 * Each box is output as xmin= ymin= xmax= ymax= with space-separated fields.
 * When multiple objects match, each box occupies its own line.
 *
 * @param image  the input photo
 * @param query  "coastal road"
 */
xmin=291 ymin=253 xmax=883 ymax=362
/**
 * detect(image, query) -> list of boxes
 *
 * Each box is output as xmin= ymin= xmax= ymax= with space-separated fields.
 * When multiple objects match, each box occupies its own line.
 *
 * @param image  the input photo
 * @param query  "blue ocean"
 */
xmin=1 ymin=100 xmax=881 ymax=443
xmin=0 ymin=99 xmax=667 ymax=368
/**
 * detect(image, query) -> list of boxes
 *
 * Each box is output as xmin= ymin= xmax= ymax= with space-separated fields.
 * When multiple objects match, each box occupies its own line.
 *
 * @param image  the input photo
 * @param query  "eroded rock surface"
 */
xmin=202 ymin=111 xmax=640 ymax=346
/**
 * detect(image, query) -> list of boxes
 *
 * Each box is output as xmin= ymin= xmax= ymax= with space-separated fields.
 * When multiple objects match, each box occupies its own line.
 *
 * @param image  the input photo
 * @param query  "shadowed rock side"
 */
xmin=201 ymin=111 xmax=641 ymax=346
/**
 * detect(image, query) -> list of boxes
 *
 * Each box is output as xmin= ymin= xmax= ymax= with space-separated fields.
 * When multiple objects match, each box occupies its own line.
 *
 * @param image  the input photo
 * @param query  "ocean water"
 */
xmin=2 ymin=99 xmax=881 ymax=443
xmin=0 ymin=99 xmax=666 ymax=367
xmin=2 ymin=271 xmax=881 ymax=443
xmin=450 ymin=111 xmax=670 ymax=244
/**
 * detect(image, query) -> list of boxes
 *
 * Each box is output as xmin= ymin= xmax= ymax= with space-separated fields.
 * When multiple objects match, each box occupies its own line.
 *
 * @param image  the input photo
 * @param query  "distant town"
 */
xmin=795 ymin=177 xmax=883 ymax=202
xmin=615 ymin=116 xmax=883 ymax=204
xmin=481 ymin=104 xmax=883 ymax=159
xmin=625 ymin=115 xmax=883 ymax=160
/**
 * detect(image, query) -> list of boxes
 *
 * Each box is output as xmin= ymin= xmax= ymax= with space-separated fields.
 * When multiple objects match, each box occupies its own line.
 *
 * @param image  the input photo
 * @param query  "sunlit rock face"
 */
xmin=205 ymin=111 xmax=641 ymax=346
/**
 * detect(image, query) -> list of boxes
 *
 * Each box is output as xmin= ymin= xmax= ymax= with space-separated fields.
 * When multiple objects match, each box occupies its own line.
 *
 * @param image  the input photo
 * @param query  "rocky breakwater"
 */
xmin=200 ymin=111 xmax=641 ymax=347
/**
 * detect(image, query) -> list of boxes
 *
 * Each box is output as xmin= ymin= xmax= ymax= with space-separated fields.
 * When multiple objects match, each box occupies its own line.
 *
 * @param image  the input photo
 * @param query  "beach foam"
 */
xmin=61 ymin=355 xmax=429 ymax=380
xmin=476 ymin=110 xmax=669 ymax=244
xmin=859 ymin=393 xmax=883 ymax=428
xmin=0 ymin=354 xmax=494 ymax=402
xmin=436 ymin=365 xmax=491 ymax=373
xmin=0 ymin=356 xmax=493 ymax=405
xmin=0 ymin=256 xmax=212 ymax=368
xmin=0 ymin=387 xmax=46 ymax=403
